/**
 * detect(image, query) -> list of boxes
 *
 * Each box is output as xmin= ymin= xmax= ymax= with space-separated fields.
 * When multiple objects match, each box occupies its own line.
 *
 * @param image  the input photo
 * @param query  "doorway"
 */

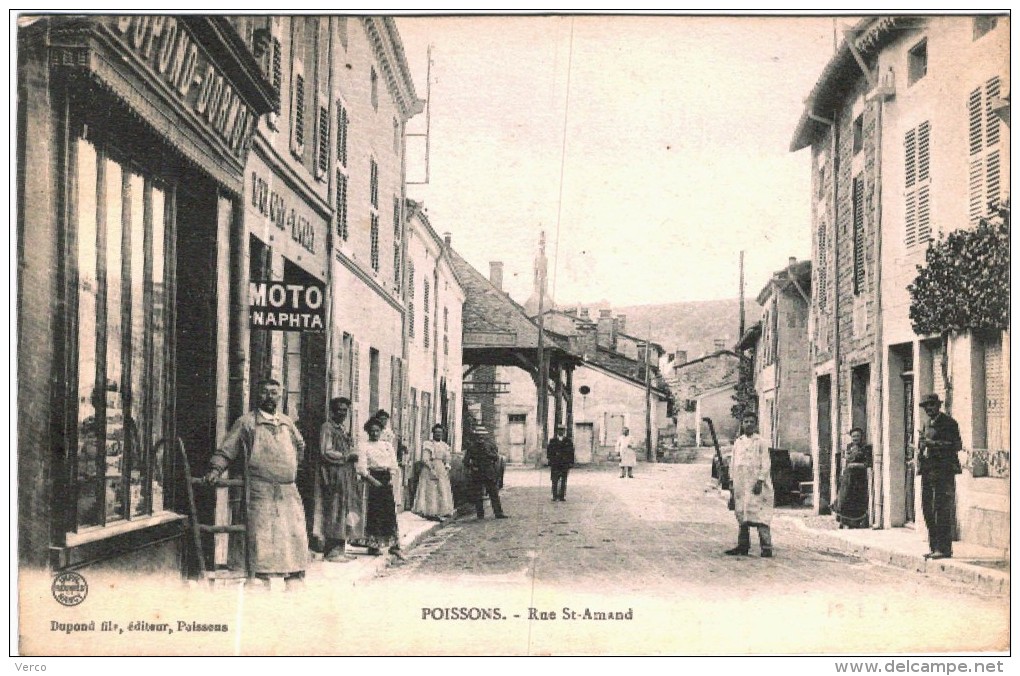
xmin=574 ymin=422 xmax=594 ymax=464
xmin=507 ymin=413 xmax=527 ymax=463
xmin=604 ymin=413 xmax=625 ymax=455
xmin=816 ymin=374 xmax=833 ymax=512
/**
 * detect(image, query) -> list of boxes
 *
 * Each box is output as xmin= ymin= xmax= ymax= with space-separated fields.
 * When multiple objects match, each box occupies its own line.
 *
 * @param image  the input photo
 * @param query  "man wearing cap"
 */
xmin=547 ymin=424 xmax=575 ymax=502
xmin=917 ymin=393 xmax=962 ymax=559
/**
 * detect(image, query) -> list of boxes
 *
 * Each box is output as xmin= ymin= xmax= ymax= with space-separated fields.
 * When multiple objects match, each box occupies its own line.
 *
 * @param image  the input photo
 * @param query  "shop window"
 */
xmin=908 ymin=39 xmax=927 ymax=86
xmin=70 ymin=135 xmax=173 ymax=529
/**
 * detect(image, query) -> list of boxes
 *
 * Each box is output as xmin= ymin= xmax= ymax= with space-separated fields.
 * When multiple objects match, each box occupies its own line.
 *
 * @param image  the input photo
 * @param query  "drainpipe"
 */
xmin=324 ymin=18 xmax=336 ymax=402
xmin=869 ymin=78 xmax=891 ymax=529
xmin=808 ymin=101 xmax=839 ymax=513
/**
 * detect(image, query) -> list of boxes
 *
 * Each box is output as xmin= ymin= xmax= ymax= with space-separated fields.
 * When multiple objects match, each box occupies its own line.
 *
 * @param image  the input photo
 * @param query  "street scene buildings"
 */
xmin=14 ymin=14 xmax=1010 ymax=657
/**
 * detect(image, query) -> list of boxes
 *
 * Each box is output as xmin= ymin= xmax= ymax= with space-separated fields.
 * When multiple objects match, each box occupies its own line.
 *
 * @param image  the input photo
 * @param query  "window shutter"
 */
xmin=904 ymin=121 xmax=933 ymax=248
xmin=291 ymin=64 xmax=305 ymax=156
xmin=370 ymin=214 xmax=380 ymax=271
xmin=408 ymin=261 xmax=415 ymax=338
xmin=968 ymin=77 xmax=1003 ymax=224
xmin=852 ymin=176 xmax=865 ymax=294
xmin=336 ymin=170 xmax=348 ymax=240
xmin=353 ymin=341 xmax=361 ymax=402
xmin=816 ymin=221 xmax=827 ymax=310
xmin=370 ymin=159 xmax=379 ymax=209
xmin=336 ymin=102 xmax=348 ymax=168
xmin=316 ymin=102 xmax=329 ymax=179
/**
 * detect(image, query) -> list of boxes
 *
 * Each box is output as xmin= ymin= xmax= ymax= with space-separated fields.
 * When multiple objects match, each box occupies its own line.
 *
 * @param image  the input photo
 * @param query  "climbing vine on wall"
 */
xmin=908 ymin=201 xmax=1010 ymax=336
xmin=907 ymin=201 xmax=1010 ymax=413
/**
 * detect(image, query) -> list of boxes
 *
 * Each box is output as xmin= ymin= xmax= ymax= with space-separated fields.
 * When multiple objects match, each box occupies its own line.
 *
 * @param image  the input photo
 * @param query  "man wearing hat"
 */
xmin=546 ymin=424 xmax=575 ymax=502
xmin=917 ymin=393 xmax=962 ymax=560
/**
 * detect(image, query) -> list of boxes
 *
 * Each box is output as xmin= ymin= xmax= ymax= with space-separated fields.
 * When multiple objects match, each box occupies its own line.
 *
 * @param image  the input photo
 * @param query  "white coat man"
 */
xmin=725 ymin=412 xmax=774 ymax=558
xmin=616 ymin=427 xmax=636 ymax=478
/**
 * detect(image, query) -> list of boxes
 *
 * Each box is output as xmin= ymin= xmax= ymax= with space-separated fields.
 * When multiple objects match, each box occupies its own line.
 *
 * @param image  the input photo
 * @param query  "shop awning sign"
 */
xmin=249 ymin=280 xmax=325 ymax=332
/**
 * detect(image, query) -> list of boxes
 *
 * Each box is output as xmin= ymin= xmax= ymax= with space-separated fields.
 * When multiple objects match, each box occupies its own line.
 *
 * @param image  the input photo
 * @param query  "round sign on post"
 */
xmin=579 ymin=385 xmax=590 ymax=396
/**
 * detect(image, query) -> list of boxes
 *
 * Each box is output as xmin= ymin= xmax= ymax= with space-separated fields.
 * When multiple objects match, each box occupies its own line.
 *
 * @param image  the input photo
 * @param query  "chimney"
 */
xmin=579 ymin=308 xmax=590 ymax=320
xmin=617 ymin=314 xmax=627 ymax=334
xmin=788 ymin=256 xmax=797 ymax=268
xmin=576 ymin=323 xmax=598 ymax=359
xmin=443 ymin=232 xmax=452 ymax=248
xmin=674 ymin=350 xmax=687 ymax=365
xmin=597 ymin=309 xmax=617 ymax=350
xmin=489 ymin=261 xmax=504 ymax=290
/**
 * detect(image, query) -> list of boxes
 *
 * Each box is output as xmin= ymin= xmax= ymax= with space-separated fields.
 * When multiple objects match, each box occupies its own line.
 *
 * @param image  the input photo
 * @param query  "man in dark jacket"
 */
xmin=547 ymin=425 xmax=575 ymax=502
xmin=464 ymin=434 xmax=508 ymax=520
xmin=918 ymin=393 xmax=963 ymax=559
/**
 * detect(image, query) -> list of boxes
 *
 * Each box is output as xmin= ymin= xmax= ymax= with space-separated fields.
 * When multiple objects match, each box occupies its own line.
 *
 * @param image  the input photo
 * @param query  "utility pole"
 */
xmin=644 ymin=326 xmax=654 ymax=463
xmin=534 ymin=231 xmax=548 ymax=468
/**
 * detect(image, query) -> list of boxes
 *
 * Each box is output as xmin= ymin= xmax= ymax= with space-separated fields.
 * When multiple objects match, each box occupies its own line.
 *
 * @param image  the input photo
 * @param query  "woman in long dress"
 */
xmin=354 ymin=417 xmax=403 ymax=557
xmin=832 ymin=427 xmax=872 ymax=529
xmin=414 ymin=424 xmax=455 ymax=520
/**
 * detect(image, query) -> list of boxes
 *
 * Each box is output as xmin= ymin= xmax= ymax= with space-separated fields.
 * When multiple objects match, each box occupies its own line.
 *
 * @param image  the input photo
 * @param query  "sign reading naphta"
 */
xmin=250 ymin=280 xmax=325 ymax=332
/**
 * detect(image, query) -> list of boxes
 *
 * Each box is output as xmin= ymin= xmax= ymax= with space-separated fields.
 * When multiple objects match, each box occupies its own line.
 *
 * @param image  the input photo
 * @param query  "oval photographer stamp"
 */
xmin=51 ymin=572 xmax=88 ymax=607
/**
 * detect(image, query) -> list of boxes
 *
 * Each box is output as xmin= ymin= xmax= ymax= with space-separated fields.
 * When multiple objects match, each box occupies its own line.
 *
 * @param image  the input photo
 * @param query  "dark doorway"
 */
xmin=816 ymin=374 xmax=833 ymax=512
xmin=851 ymin=363 xmax=871 ymax=435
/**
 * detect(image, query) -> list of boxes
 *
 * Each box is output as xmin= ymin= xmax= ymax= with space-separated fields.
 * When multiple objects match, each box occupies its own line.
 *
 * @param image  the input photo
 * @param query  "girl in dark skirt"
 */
xmin=355 ymin=417 xmax=403 ymax=556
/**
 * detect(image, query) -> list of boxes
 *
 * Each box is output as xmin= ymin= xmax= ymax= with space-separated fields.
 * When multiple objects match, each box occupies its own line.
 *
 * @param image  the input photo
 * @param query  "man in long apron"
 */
xmin=205 ymin=379 xmax=309 ymax=589
xmin=724 ymin=412 xmax=774 ymax=558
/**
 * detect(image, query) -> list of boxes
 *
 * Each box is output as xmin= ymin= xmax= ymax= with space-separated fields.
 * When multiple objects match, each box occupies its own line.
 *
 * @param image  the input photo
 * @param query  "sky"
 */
xmin=395 ymin=14 xmax=844 ymax=307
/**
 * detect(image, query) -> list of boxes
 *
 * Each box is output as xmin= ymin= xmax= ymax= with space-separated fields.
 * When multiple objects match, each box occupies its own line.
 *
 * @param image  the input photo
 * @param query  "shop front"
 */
xmin=17 ymin=16 xmax=276 ymax=574
xmin=243 ymin=149 xmax=330 ymax=541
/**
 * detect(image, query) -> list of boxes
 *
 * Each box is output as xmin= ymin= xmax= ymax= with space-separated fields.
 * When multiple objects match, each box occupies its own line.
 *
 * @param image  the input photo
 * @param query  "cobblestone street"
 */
xmin=368 ymin=462 xmax=1008 ymax=655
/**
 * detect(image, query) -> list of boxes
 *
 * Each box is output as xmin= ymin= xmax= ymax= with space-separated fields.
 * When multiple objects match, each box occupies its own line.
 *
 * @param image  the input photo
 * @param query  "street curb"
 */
xmin=782 ymin=516 xmax=1010 ymax=596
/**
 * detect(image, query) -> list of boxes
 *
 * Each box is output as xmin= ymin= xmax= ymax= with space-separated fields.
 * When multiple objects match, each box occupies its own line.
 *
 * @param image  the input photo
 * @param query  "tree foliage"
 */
xmin=908 ymin=202 xmax=1010 ymax=336
xmin=731 ymin=351 xmax=756 ymax=422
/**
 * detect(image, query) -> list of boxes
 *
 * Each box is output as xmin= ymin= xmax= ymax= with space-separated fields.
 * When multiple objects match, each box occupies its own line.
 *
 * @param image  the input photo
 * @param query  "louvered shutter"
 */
xmin=291 ymin=65 xmax=305 ymax=156
xmin=852 ymin=177 xmax=865 ymax=294
xmin=336 ymin=171 xmax=348 ymax=240
xmin=968 ymin=77 xmax=1004 ymax=224
xmin=353 ymin=341 xmax=361 ymax=402
xmin=816 ymin=221 xmax=827 ymax=310
xmin=336 ymin=102 xmax=349 ymax=168
xmin=267 ymin=23 xmax=282 ymax=131
xmin=316 ymin=102 xmax=329 ymax=179
xmin=984 ymin=333 xmax=1005 ymax=450
xmin=904 ymin=121 xmax=932 ymax=248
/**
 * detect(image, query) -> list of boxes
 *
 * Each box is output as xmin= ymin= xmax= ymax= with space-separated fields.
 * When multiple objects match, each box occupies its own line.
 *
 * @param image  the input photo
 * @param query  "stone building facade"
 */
xmin=793 ymin=15 xmax=1009 ymax=549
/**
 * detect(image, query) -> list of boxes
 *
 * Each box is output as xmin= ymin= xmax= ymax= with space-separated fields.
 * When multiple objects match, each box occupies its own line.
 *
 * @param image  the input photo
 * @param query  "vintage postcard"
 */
xmin=13 ymin=12 xmax=1011 ymax=659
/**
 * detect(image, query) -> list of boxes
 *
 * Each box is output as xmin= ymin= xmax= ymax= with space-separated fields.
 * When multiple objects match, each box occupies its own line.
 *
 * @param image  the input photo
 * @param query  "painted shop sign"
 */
xmin=249 ymin=280 xmax=325 ymax=332
xmin=250 ymin=171 xmax=317 ymax=254
xmin=108 ymin=16 xmax=258 ymax=156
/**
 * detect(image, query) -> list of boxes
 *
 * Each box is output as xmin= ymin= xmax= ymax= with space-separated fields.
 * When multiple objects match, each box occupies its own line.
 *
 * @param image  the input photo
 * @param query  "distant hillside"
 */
xmin=610 ymin=298 xmax=760 ymax=358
